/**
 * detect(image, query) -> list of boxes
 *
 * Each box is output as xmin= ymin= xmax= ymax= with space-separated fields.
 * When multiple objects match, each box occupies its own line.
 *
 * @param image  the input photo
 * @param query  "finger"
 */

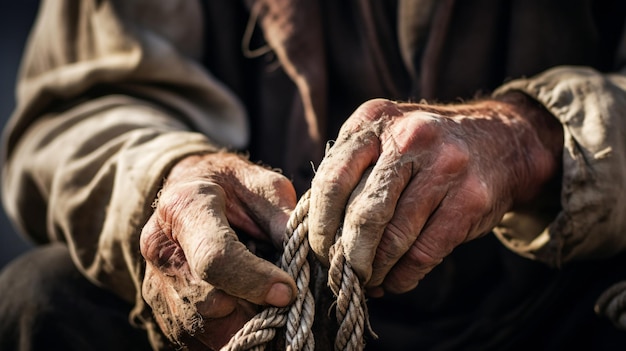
xmin=340 ymin=153 xmax=413 ymax=283
xmin=232 ymin=166 xmax=297 ymax=247
xmin=366 ymin=174 xmax=447 ymax=287
xmin=141 ymin=219 xmax=248 ymax=319
xmin=310 ymin=99 xmax=405 ymax=266
xmin=309 ymin=129 xmax=379 ymax=266
xmin=339 ymin=111 xmax=469 ymax=284
xmin=140 ymin=215 xmax=187 ymax=274
xmin=194 ymin=296 xmax=259 ymax=350
xmin=382 ymin=200 xmax=475 ymax=294
xmin=368 ymin=141 xmax=471 ymax=287
xmin=168 ymin=181 xmax=297 ymax=307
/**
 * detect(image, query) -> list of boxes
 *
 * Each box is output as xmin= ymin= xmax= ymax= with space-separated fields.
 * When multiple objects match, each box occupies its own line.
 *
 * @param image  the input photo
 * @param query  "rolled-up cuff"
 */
xmin=492 ymin=66 xmax=626 ymax=267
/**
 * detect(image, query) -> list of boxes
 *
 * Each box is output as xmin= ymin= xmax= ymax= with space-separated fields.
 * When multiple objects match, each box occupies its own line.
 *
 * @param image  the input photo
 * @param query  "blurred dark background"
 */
xmin=0 ymin=1 xmax=40 ymax=268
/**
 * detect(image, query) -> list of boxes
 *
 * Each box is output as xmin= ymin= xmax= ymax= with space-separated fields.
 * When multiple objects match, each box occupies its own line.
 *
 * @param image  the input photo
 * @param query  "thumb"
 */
xmin=196 ymin=232 xmax=297 ymax=307
xmin=175 ymin=181 xmax=297 ymax=307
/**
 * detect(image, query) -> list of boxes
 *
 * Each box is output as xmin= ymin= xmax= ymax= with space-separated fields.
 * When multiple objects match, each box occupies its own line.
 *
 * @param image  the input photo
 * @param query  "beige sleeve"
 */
xmin=1 ymin=0 xmax=248 ymax=346
xmin=492 ymin=66 xmax=626 ymax=267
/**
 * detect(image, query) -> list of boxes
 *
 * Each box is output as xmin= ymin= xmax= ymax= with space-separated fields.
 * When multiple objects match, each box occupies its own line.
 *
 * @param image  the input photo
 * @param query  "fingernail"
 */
xmin=265 ymin=283 xmax=293 ymax=307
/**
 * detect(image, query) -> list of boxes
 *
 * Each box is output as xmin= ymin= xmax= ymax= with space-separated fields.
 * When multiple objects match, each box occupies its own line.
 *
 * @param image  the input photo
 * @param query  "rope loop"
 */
xmin=221 ymin=190 xmax=374 ymax=351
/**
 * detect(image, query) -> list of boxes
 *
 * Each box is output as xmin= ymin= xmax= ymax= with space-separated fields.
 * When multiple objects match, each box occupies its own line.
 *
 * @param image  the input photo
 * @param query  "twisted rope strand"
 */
xmin=328 ymin=240 xmax=369 ymax=351
xmin=221 ymin=191 xmax=315 ymax=351
xmin=221 ymin=307 xmax=288 ymax=351
xmin=283 ymin=193 xmax=315 ymax=351
xmin=222 ymin=190 xmax=371 ymax=350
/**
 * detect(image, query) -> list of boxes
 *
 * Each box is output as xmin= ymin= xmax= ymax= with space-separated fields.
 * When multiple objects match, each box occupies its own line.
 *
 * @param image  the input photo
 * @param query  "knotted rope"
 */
xmin=221 ymin=190 xmax=374 ymax=351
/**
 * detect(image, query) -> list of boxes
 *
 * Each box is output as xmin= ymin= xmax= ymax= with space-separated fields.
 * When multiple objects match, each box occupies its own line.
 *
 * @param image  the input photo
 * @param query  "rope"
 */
xmin=328 ymin=239 xmax=375 ymax=351
xmin=221 ymin=190 xmax=373 ymax=351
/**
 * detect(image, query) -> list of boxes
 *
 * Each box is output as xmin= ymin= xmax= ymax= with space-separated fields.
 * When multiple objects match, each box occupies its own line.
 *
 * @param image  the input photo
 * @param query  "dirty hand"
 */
xmin=309 ymin=93 xmax=563 ymax=296
xmin=140 ymin=152 xmax=297 ymax=350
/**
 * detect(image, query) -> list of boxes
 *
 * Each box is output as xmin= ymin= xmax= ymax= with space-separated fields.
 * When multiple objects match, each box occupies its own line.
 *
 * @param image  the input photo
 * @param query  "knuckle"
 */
xmin=193 ymin=181 xmax=227 ymax=200
xmin=435 ymin=142 xmax=470 ymax=175
xmin=140 ymin=224 xmax=187 ymax=272
xmin=339 ymin=99 xmax=399 ymax=136
xmin=311 ymin=166 xmax=343 ymax=192
xmin=267 ymin=171 xmax=293 ymax=191
xmin=375 ymin=222 xmax=413 ymax=263
xmin=190 ymin=234 xmax=246 ymax=285
xmin=406 ymin=236 xmax=445 ymax=268
xmin=161 ymin=181 xmax=227 ymax=233
xmin=369 ymin=223 xmax=414 ymax=286
xmin=459 ymin=175 xmax=493 ymax=214
xmin=344 ymin=209 xmax=386 ymax=241
xmin=382 ymin=241 xmax=442 ymax=293
xmin=139 ymin=219 xmax=160 ymax=260
xmin=188 ymin=236 xmax=226 ymax=280
xmin=384 ymin=114 xmax=445 ymax=155
xmin=353 ymin=98 xmax=400 ymax=122
xmin=139 ymin=231 xmax=161 ymax=263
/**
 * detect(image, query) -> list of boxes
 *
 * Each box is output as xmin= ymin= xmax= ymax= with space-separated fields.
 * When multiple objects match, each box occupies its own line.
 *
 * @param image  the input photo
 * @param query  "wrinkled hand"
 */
xmin=309 ymin=95 xmax=562 ymax=296
xmin=140 ymin=152 xmax=297 ymax=350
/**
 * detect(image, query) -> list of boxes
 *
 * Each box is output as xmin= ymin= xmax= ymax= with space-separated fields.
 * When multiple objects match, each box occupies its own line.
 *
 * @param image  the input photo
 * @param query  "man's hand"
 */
xmin=140 ymin=152 xmax=298 ymax=350
xmin=309 ymin=95 xmax=563 ymax=297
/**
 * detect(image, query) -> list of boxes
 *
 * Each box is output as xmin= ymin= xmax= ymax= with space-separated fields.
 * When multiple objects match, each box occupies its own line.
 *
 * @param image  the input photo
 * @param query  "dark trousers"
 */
xmin=0 ymin=243 xmax=152 ymax=351
xmin=366 ymin=236 xmax=626 ymax=351
xmin=2 ymin=240 xmax=626 ymax=350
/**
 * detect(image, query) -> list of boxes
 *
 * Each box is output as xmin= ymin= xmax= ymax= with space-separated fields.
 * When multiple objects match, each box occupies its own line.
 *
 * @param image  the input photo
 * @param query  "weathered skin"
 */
xmin=308 ymin=94 xmax=563 ymax=297
xmin=139 ymin=93 xmax=563 ymax=349
xmin=140 ymin=152 xmax=298 ymax=350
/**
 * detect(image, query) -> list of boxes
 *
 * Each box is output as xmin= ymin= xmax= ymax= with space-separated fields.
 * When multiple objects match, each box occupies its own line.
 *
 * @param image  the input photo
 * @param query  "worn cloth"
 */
xmin=2 ymin=0 xmax=626 ymax=349
xmin=0 ymin=243 xmax=153 ymax=351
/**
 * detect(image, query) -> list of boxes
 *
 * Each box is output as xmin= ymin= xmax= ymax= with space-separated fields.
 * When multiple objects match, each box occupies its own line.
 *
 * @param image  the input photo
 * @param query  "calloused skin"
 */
xmin=308 ymin=92 xmax=563 ymax=297
xmin=139 ymin=152 xmax=298 ymax=350
xmin=139 ymin=92 xmax=563 ymax=349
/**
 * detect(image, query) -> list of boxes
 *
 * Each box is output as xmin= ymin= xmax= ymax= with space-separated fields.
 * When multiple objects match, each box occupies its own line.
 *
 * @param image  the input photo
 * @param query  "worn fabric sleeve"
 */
xmin=1 ymin=0 xmax=248 ymax=346
xmin=492 ymin=66 xmax=626 ymax=267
